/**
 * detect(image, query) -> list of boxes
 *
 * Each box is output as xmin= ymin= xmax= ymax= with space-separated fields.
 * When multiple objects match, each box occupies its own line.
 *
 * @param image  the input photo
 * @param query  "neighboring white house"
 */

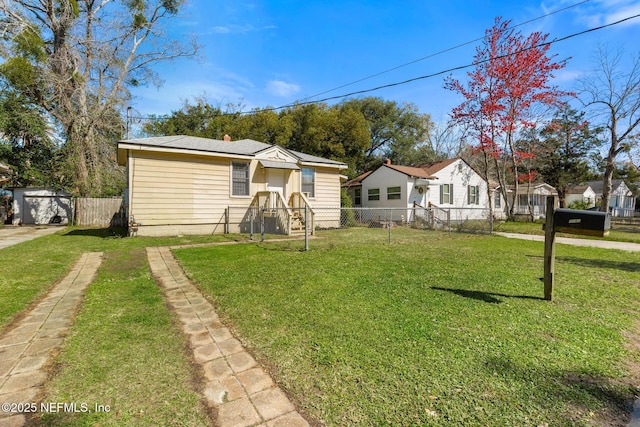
xmin=343 ymin=158 xmax=490 ymax=222
xmin=566 ymin=184 xmax=596 ymax=208
xmin=495 ymin=183 xmax=558 ymax=220
xmin=117 ymin=135 xmax=348 ymax=236
xmin=12 ymin=188 xmax=73 ymax=225
xmin=585 ymin=179 xmax=636 ymax=217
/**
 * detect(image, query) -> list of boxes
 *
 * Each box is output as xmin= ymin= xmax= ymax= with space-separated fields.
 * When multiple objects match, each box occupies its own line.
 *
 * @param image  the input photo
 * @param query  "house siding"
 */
xmin=129 ymin=151 xmax=242 ymax=228
xmin=123 ymin=145 xmax=346 ymax=236
xmin=354 ymin=160 xmax=489 ymax=222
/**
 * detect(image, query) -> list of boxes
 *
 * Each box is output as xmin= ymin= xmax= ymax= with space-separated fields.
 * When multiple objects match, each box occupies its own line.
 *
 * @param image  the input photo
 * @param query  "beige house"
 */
xmin=117 ymin=135 xmax=347 ymax=236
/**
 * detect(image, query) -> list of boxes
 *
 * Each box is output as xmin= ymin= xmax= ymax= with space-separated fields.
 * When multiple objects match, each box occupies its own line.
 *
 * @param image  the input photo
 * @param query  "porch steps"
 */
xmin=290 ymin=211 xmax=306 ymax=235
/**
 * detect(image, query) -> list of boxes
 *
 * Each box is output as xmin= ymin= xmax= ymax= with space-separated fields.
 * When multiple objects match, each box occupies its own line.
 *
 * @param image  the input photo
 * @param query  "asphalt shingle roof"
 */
xmin=120 ymin=135 xmax=346 ymax=167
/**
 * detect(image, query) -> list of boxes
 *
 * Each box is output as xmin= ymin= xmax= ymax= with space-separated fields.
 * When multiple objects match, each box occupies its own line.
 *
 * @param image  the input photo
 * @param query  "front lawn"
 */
xmin=176 ymin=228 xmax=640 ymax=426
xmin=0 ymin=228 xmax=242 ymax=426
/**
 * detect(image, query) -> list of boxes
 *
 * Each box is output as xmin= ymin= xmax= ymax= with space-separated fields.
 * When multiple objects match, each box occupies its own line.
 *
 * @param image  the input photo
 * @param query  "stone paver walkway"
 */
xmin=147 ymin=246 xmax=309 ymax=427
xmin=0 ymin=252 xmax=103 ymax=427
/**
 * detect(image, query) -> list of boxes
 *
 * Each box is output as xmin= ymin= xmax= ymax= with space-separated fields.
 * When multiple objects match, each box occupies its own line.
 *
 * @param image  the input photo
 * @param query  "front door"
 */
xmin=266 ymin=169 xmax=287 ymax=208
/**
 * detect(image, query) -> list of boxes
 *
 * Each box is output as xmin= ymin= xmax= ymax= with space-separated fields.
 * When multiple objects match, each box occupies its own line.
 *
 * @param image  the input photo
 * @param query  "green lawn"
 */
xmin=176 ymin=228 xmax=640 ymax=426
xmin=0 ymin=228 xmax=244 ymax=426
xmin=1 ymin=227 xmax=638 ymax=426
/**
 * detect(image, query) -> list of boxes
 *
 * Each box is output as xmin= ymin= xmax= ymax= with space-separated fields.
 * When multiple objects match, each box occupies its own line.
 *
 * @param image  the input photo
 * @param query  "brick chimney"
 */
xmin=384 ymin=159 xmax=391 ymax=165
xmin=223 ymin=134 xmax=231 ymax=142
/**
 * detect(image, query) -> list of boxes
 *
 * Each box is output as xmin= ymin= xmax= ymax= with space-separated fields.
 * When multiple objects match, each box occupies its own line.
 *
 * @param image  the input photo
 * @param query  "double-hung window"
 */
xmin=301 ymin=168 xmax=315 ymax=198
xmin=231 ymin=161 xmax=250 ymax=196
xmin=387 ymin=186 xmax=401 ymax=200
xmin=440 ymin=184 xmax=453 ymax=204
xmin=368 ymin=188 xmax=380 ymax=201
xmin=467 ymin=185 xmax=479 ymax=205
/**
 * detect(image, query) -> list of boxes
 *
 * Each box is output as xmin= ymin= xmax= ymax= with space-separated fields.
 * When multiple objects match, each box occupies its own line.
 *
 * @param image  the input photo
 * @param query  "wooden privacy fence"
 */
xmin=75 ymin=197 xmax=127 ymax=227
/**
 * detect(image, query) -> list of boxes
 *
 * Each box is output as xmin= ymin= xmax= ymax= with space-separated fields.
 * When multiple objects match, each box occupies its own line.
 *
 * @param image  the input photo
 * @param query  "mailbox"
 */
xmin=553 ymin=208 xmax=610 ymax=237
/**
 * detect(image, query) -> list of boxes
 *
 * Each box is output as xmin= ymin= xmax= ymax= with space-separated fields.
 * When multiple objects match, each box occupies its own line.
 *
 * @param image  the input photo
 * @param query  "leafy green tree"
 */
xmin=341 ymin=97 xmax=433 ymax=171
xmin=536 ymin=106 xmax=601 ymax=207
xmin=0 ymin=90 xmax=60 ymax=188
xmin=0 ymin=0 xmax=197 ymax=196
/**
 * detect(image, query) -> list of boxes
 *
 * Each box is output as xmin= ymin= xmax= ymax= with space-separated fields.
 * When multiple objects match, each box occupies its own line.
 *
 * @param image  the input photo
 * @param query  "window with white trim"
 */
xmin=231 ymin=161 xmax=250 ymax=196
xmin=387 ymin=186 xmax=401 ymax=200
xmin=301 ymin=167 xmax=315 ymax=198
xmin=495 ymin=192 xmax=501 ymax=208
xmin=440 ymin=183 xmax=453 ymax=204
xmin=368 ymin=188 xmax=380 ymax=201
xmin=467 ymin=185 xmax=479 ymax=205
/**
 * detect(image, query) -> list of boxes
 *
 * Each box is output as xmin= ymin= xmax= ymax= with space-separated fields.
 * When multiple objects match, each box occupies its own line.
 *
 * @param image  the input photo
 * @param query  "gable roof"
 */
xmin=566 ymin=184 xmax=594 ymax=195
xmin=342 ymin=170 xmax=373 ymax=188
xmin=120 ymin=135 xmax=272 ymax=156
xmin=343 ymin=158 xmax=472 ymax=187
xmin=384 ymin=164 xmax=437 ymax=179
xmin=585 ymin=179 xmax=626 ymax=194
xmin=417 ymin=158 xmax=460 ymax=176
xmin=118 ymin=135 xmax=346 ymax=168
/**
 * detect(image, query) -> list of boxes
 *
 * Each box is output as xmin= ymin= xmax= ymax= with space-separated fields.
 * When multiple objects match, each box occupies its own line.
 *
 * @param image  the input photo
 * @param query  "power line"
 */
xmin=296 ymin=0 xmax=591 ymax=103
xmin=131 ymin=10 xmax=639 ymax=121
xmin=257 ymin=12 xmax=640 ymax=113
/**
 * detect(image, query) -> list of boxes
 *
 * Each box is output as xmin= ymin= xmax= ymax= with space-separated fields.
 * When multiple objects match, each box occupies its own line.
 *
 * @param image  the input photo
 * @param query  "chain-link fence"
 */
xmin=313 ymin=207 xmax=494 ymax=233
xmin=225 ymin=205 xmax=494 ymax=248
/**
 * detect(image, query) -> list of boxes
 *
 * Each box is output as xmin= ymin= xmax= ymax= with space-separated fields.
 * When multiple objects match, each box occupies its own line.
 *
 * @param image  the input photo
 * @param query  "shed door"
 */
xmin=23 ymin=196 xmax=71 ymax=224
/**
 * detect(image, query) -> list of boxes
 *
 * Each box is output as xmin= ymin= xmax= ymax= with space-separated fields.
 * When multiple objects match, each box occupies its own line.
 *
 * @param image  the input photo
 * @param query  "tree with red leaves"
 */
xmin=446 ymin=17 xmax=570 ymax=220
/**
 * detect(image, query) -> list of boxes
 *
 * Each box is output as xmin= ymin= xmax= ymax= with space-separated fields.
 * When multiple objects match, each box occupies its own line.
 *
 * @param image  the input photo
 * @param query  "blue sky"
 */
xmin=130 ymin=0 xmax=640 ymax=124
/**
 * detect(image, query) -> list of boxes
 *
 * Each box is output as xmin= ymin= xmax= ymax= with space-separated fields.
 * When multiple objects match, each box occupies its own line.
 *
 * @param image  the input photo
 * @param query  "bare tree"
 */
xmin=578 ymin=45 xmax=640 ymax=212
xmin=0 ymin=0 xmax=198 ymax=196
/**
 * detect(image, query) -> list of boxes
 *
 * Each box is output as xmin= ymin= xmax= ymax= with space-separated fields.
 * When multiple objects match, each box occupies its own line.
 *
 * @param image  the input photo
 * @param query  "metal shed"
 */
xmin=12 ymin=188 xmax=73 ymax=225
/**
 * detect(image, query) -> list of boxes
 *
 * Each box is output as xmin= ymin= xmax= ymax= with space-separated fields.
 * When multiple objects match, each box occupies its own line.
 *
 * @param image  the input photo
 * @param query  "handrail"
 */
xmin=289 ymin=192 xmax=315 ymax=235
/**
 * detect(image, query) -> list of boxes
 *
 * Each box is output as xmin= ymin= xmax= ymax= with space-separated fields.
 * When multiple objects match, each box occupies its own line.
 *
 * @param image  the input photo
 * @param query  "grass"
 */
xmin=39 ymin=249 xmax=210 ymax=426
xmin=496 ymin=220 xmax=640 ymax=244
xmin=0 ymin=227 xmax=244 ymax=330
xmin=0 ymin=227 xmax=247 ymax=426
xmin=175 ymin=228 xmax=640 ymax=426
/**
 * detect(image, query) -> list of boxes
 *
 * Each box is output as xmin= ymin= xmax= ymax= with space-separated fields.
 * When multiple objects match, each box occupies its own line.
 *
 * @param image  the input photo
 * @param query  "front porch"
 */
xmin=226 ymin=191 xmax=315 ymax=236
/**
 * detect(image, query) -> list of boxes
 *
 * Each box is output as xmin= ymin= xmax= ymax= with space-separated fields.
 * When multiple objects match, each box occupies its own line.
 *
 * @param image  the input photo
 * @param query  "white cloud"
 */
xmin=552 ymin=68 xmax=584 ymax=83
xmin=265 ymin=80 xmax=301 ymax=97
xmin=210 ymin=24 xmax=276 ymax=34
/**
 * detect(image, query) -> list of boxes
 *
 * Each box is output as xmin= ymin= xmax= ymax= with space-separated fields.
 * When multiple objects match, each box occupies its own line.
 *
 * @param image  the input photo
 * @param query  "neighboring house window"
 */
xmin=301 ymin=167 xmax=315 ymax=198
xmin=440 ymin=184 xmax=453 ymax=204
xmin=354 ymin=188 xmax=361 ymax=205
xmin=387 ymin=186 xmax=401 ymax=200
xmin=495 ymin=192 xmax=501 ymax=208
xmin=467 ymin=185 xmax=479 ymax=205
xmin=231 ymin=161 xmax=250 ymax=196
xmin=518 ymin=194 xmax=528 ymax=206
xmin=368 ymin=188 xmax=380 ymax=201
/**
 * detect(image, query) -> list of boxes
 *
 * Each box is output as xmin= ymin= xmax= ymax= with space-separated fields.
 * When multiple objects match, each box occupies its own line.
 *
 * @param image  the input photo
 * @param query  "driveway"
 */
xmin=0 ymin=226 xmax=63 ymax=250
xmin=496 ymin=232 xmax=640 ymax=252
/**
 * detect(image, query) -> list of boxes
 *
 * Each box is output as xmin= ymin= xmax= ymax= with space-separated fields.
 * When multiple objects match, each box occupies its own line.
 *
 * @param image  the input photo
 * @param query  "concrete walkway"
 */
xmin=147 ymin=246 xmax=308 ymax=427
xmin=496 ymin=232 xmax=640 ymax=252
xmin=0 ymin=226 xmax=62 ymax=250
xmin=0 ymin=252 xmax=103 ymax=427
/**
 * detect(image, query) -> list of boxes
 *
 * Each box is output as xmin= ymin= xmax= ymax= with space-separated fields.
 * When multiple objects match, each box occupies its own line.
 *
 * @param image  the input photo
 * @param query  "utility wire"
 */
xmin=297 ymin=0 xmax=591 ymax=103
xmin=256 ymin=12 xmax=640 ymax=113
xmin=130 ymin=10 xmax=639 ymax=121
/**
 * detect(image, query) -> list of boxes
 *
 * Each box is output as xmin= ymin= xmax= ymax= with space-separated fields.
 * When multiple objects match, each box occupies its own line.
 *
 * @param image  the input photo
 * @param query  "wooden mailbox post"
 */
xmin=543 ymin=196 xmax=611 ymax=301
